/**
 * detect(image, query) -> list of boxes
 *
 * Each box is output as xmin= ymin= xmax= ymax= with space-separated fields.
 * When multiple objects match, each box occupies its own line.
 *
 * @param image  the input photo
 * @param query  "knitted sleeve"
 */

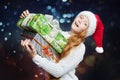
xmin=32 ymin=43 xmax=85 ymax=78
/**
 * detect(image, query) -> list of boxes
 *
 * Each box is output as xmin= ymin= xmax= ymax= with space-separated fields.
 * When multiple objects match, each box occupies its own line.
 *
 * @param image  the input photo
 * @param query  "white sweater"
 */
xmin=32 ymin=31 xmax=85 ymax=80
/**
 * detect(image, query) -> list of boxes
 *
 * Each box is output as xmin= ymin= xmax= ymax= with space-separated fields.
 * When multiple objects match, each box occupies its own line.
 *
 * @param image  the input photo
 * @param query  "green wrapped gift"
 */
xmin=17 ymin=14 xmax=68 ymax=54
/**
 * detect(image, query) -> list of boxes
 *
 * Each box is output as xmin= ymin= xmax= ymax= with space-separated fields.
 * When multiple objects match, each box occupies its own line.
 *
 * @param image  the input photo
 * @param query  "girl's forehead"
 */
xmin=78 ymin=15 xmax=89 ymax=22
xmin=79 ymin=15 xmax=88 ymax=18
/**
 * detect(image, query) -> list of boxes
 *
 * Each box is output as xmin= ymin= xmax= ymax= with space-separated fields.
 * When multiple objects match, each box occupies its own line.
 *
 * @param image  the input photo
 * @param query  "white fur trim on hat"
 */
xmin=77 ymin=11 xmax=97 ymax=37
xmin=95 ymin=47 xmax=104 ymax=53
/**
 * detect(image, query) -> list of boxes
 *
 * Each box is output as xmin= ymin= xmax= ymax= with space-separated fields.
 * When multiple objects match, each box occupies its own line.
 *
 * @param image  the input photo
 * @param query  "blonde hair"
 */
xmin=59 ymin=28 xmax=88 ymax=61
xmin=50 ymin=29 xmax=87 ymax=80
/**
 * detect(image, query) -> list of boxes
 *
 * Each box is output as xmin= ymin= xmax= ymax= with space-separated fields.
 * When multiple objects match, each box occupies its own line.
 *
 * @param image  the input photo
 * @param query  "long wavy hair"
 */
xmin=50 ymin=28 xmax=88 ymax=80
xmin=58 ymin=28 xmax=88 ymax=61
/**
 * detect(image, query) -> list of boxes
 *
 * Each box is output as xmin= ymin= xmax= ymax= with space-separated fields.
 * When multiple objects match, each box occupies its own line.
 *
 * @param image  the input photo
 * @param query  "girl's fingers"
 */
xmin=21 ymin=39 xmax=30 ymax=47
xmin=21 ymin=39 xmax=37 ymax=58
xmin=26 ymin=43 xmax=34 ymax=53
xmin=26 ymin=44 xmax=31 ymax=52
xmin=20 ymin=15 xmax=23 ymax=18
xmin=26 ymin=10 xmax=29 ymax=15
xmin=21 ymin=39 xmax=27 ymax=46
xmin=20 ymin=10 xmax=29 ymax=18
xmin=21 ymin=40 xmax=24 ymax=46
xmin=21 ymin=13 xmax=25 ymax=18
xmin=23 ymin=11 xmax=28 ymax=17
xmin=23 ymin=13 xmax=27 ymax=17
xmin=25 ymin=39 xmax=30 ymax=44
xmin=29 ymin=43 xmax=35 ymax=51
xmin=22 ymin=39 xmax=27 ymax=46
xmin=24 ymin=39 xmax=30 ymax=47
xmin=29 ymin=43 xmax=37 ymax=54
xmin=21 ymin=39 xmax=31 ymax=52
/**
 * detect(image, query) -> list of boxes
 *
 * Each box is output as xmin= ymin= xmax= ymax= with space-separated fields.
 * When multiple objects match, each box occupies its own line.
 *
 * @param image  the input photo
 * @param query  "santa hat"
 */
xmin=77 ymin=11 xmax=104 ymax=53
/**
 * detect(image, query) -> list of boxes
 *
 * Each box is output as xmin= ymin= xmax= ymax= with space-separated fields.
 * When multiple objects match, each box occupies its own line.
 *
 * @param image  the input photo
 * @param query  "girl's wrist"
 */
xmin=31 ymin=54 xmax=37 ymax=58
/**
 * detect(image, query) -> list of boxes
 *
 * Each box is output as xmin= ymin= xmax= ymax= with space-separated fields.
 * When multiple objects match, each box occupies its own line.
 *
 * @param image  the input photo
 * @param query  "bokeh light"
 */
xmin=85 ymin=55 xmax=96 ymax=67
xmin=0 ymin=0 xmax=120 ymax=80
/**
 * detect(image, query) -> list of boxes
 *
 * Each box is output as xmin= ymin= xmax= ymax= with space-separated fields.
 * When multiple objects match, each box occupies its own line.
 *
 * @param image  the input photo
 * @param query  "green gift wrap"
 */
xmin=17 ymin=14 xmax=68 ymax=54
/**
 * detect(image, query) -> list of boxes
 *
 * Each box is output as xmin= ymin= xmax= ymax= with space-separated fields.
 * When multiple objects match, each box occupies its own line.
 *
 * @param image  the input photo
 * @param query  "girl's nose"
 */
xmin=78 ymin=20 xmax=81 ymax=24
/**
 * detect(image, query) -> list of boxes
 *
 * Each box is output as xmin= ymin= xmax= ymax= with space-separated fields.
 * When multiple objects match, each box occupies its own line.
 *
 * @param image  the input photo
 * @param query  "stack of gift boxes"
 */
xmin=17 ymin=14 xmax=67 ymax=54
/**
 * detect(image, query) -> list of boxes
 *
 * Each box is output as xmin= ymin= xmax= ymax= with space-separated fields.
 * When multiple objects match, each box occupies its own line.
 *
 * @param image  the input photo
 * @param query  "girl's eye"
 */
xmin=84 ymin=23 xmax=88 ymax=27
xmin=80 ymin=16 xmax=83 ymax=19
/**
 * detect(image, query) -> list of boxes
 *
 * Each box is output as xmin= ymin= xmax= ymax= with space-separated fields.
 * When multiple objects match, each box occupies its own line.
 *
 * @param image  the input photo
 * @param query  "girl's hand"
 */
xmin=21 ymin=39 xmax=37 ymax=58
xmin=20 ymin=10 xmax=30 ymax=18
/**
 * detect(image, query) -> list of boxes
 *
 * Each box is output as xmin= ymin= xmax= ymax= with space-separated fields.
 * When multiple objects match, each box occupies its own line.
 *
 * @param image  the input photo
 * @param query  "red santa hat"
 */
xmin=78 ymin=11 xmax=104 ymax=53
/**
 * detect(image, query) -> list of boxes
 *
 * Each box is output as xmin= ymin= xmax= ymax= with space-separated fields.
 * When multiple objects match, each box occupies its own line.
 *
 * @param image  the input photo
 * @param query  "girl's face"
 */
xmin=71 ymin=15 xmax=89 ymax=34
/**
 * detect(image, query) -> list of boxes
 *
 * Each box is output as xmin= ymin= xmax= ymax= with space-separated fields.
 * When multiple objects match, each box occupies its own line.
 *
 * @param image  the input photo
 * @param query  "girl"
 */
xmin=20 ymin=10 xmax=104 ymax=80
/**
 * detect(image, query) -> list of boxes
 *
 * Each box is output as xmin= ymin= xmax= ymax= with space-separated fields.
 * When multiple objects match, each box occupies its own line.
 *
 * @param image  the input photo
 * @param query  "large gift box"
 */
xmin=17 ymin=14 xmax=67 ymax=54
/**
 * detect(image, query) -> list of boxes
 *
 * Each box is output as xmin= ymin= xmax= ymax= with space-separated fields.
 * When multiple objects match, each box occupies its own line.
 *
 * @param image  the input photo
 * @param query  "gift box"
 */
xmin=17 ymin=14 xmax=67 ymax=54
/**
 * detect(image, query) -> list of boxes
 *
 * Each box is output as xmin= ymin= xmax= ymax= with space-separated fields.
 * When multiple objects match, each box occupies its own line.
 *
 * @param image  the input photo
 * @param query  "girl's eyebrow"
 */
xmin=79 ymin=15 xmax=83 ymax=18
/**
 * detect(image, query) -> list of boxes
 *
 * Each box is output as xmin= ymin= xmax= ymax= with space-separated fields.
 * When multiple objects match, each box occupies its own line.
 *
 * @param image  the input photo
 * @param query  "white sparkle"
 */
xmin=63 ymin=14 xmax=67 ymax=18
xmin=56 ymin=16 xmax=60 ymax=19
xmin=47 ymin=5 xmax=52 ymax=10
xmin=4 ymin=37 xmax=8 ymax=41
xmin=13 ymin=50 xmax=16 ymax=53
xmin=39 ymin=72 xmax=43 ymax=75
xmin=60 ymin=19 xmax=65 ymax=23
xmin=71 ymin=13 xmax=75 ymax=17
xmin=4 ymin=5 xmax=8 ymax=9
xmin=8 ymin=32 xmax=12 ymax=36
xmin=0 ymin=22 xmax=3 ymax=26
xmin=51 ymin=8 xmax=55 ymax=13
xmin=67 ymin=13 xmax=72 ymax=18
xmin=6 ymin=23 xmax=10 ymax=26
xmin=1 ymin=29 xmax=4 ymax=32
xmin=13 ymin=11 xmax=17 ymax=15
xmin=34 ymin=74 xmax=38 ymax=78
xmin=66 ymin=20 xmax=71 ymax=23
xmin=62 ymin=0 xmax=67 ymax=2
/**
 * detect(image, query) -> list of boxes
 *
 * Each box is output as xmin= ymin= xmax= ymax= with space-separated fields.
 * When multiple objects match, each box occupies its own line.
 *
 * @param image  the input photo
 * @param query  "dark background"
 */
xmin=0 ymin=0 xmax=120 ymax=80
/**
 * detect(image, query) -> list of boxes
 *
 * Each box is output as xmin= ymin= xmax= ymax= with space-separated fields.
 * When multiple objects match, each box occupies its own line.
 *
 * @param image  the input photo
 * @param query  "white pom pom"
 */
xmin=95 ymin=47 xmax=104 ymax=53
